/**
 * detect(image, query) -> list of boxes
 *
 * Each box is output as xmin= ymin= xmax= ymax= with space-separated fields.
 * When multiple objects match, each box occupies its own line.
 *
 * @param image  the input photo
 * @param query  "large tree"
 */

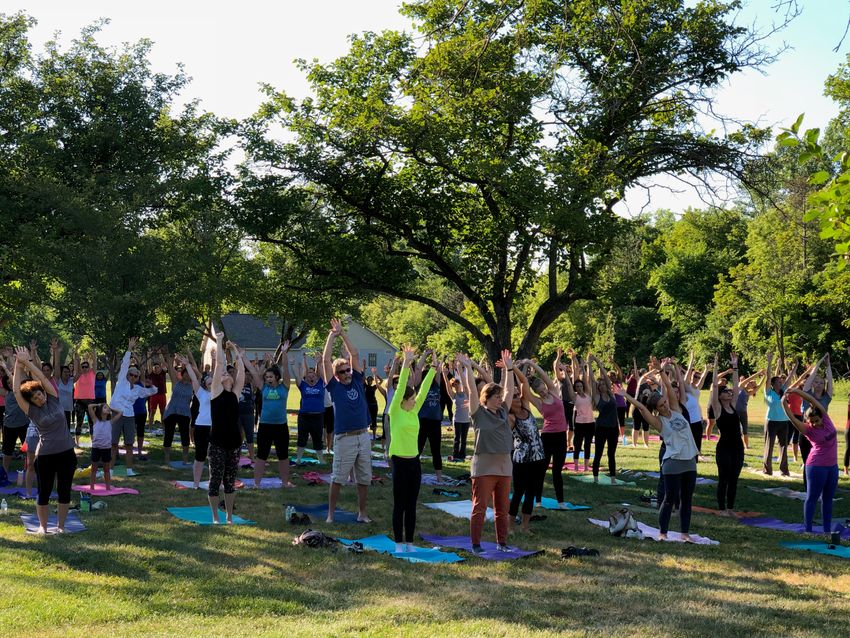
xmin=236 ymin=0 xmax=775 ymax=361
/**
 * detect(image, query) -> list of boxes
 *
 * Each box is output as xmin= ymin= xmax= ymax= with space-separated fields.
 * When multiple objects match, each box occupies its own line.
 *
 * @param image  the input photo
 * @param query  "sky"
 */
xmin=4 ymin=0 xmax=849 ymax=214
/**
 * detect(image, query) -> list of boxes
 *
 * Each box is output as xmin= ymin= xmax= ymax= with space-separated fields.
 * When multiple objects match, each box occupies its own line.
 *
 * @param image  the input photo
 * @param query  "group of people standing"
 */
xmin=1 ymin=327 xmax=847 ymax=544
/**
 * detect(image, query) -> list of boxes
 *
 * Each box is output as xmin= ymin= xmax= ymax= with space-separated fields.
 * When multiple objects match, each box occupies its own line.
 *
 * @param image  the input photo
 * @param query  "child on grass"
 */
xmin=87 ymin=403 xmax=121 ymax=491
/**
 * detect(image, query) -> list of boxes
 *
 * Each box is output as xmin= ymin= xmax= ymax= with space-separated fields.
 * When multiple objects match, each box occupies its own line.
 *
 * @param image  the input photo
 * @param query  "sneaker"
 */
xmin=471 ymin=544 xmax=485 ymax=555
xmin=496 ymin=544 xmax=512 ymax=552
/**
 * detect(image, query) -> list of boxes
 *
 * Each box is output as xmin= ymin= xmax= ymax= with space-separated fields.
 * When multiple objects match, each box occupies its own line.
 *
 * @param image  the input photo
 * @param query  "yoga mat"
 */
xmin=338 ymin=534 xmax=464 ymax=563
xmin=781 ymin=541 xmax=850 ymax=559
xmin=243 ymin=478 xmax=284 ymax=489
xmin=746 ymin=468 xmax=802 ymax=480
xmin=287 ymin=503 xmax=361 ymax=523
xmin=0 ymin=487 xmax=54 ymax=499
xmin=643 ymin=471 xmax=717 ymax=486
xmin=533 ymin=496 xmax=591 ymax=511
xmin=421 ymin=474 xmax=465 ymax=486
xmin=424 ymin=499 xmax=493 ymax=522
xmin=301 ymin=471 xmax=328 ymax=485
xmin=569 ymin=475 xmax=636 ymax=486
xmin=167 ymin=506 xmax=255 ymax=525
xmin=372 ymin=459 xmax=390 ymax=469
xmin=419 ymin=534 xmax=542 ymax=561
xmin=587 ymin=518 xmax=719 ymax=545
xmin=72 ymin=484 xmax=139 ymax=496
xmin=168 ymin=461 xmax=194 ymax=469
xmin=738 ymin=517 xmax=850 ymax=538
xmin=692 ymin=505 xmax=764 ymax=518
xmin=289 ymin=457 xmax=320 ymax=465
xmin=100 ymin=466 xmax=138 ymax=477
xmin=171 ymin=480 xmax=247 ymax=490
xmin=21 ymin=511 xmax=86 ymax=534
xmin=748 ymin=486 xmax=807 ymax=502
xmin=238 ymin=457 xmax=253 ymax=467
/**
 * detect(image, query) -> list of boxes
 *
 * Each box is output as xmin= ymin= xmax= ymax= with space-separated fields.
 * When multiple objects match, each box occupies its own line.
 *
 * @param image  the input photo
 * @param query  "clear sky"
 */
xmin=4 ymin=0 xmax=848 ymax=213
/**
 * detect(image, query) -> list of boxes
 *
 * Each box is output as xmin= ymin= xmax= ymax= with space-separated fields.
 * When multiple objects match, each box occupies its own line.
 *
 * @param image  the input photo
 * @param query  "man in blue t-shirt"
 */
xmin=320 ymin=318 xmax=373 ymax=523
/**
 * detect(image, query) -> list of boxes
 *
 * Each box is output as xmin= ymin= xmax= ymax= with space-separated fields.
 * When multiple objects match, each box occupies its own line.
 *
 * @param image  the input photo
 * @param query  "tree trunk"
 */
xmin=106 ymin=346 xmax=119 ymax=395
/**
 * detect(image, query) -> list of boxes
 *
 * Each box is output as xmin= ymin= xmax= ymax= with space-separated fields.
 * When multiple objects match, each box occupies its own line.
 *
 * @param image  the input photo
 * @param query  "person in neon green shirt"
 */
xmin=388 ymin=345 xmax=437 ymax=553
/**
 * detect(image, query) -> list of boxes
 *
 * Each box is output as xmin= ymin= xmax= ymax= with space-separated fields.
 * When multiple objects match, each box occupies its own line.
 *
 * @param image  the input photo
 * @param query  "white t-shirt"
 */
xmin=684 ymin=386 xmax=702 ymax=425
xmin=195 ymin=387 xmax=212 ymax=426
xmin=92 ymin=420 xmax=113 ymax=449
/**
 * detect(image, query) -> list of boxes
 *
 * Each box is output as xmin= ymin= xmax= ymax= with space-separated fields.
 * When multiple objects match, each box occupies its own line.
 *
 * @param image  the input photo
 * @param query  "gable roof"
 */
xmin=219 ymin=313 xmax=281 ymax=350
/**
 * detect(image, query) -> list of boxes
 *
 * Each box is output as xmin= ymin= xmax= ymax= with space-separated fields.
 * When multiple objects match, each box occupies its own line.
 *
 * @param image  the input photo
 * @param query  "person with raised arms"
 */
xmin=587 ymin=354 xmax=620 ymax=484
xmin=516 ymin=358 xmax=571 ymax=509
xmin=618 ymin=361 xmax=699 ymax=542
xmin=763 ymin=351 xmax=792 ymax=477
xmin=243 ymin=340 xmax=295 ymax=489
xmin=414 ymin=349 xmax=445 ymax=484
xmin=782 ymin=387 xmax=839 ymax=536
xmin=1 ymin=357 xmax=28 ymax=476
xmin=294 ymin=351 xmax=327 ymax=466
xmin=800 ymin=353 xmax=834 ymax=480
xmin=207 ymin=336 xmax=246 ymax=524
xmin=571 ymin=353 xmax=595 ymax=473
xmin=442 ymin=361 xmax=470 ymax=462
xmin=146 ymin=353 xmax=168 ymax=429
xmin=72 ymin=348 xmax=97 ymax=443
xmin=459 ymin=349 xmax=515 ymax=554
xmin=177 ymin=352 xmax=213 ymax=489
xmin=381 ymin=356 xmax=401 ymax=456
xmin=320 ymin=318 xmax=372 ymax=523
xmin=682 ymin=352 xmax=708 ymax=453
xmin=161 ymin=349 xmax=194 ymax=466
xmin=708 ymin=353 xmax=744 ymax=515
xmin=553 ymin=348 xmax=576 ymax=453
xmin=388 ymin=345 xmax=436 ymax=552
xmin=508 ymin=365 xmax=546 ymax=533
xmin=109 ymin=338 xmax=158 ymax=472
xmin=12 ymin=346 xmax=78 ymax=534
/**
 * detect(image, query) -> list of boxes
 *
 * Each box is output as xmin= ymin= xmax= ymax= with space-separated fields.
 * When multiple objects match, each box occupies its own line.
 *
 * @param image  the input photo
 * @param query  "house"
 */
xmin=217 ymin=312 xmax=398 ymax=377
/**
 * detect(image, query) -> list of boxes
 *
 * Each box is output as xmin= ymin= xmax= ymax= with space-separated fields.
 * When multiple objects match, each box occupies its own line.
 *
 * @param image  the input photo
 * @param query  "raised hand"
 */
xmin=128 ymin=337 xmax=138 ymax=351
xmin=281 ymin=339 xmax=291 ymax=353
xmin=500 ymin=349 xmax=513 ymax=370
xmin=329 ymin=319 xmax=342 ymax=336
xmin=371 ymin=366 xmax=377 ymax=375
xmin=50 ymin=337 xmax=59 ymax=351
xmin=730 ymin=351 xmax=738 ymax=367
xmin=14 ymin=345 xmax=30 ymax=363
xmin=402 ymin=345 xmax=416 ymax=364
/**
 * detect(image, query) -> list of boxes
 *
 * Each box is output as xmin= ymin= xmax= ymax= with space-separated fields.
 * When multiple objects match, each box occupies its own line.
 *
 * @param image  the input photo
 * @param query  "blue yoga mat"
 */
xmin=781 ymin=541 xmax=850 ymax=559
xmin=424 ymin=499 xmax=493 ymax=521
xmin=287 ymin=503 xmax=361 ymax=523
xmin=289 ymin=457 xmax=321 ymax=466
xmin=535 ymin=496 xmax=591 ymax=511
xmin=338 ymin=534 xmax=464 ymax=563
xmin=167 ymin=506 xmax=255 ymax=525
xmin=21 ymin=511 xmax=86 ymax=534
xmin=739 ymin=517 xmax=850 ymax=539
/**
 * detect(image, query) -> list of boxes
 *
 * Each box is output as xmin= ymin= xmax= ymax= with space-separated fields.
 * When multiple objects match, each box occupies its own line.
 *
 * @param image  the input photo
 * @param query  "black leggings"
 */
xmin=296 ymin=413 xmax=324 ymax=450
xmin=540 ymin=431 xmax=567 ymax=502
xmin=134 ymin=413 xmax=147 ymax=442
xmin=573 ymin=421 xmax=594 ymax=464
xmin=659 ymin=470 xmax=696 ymax=534
xmin=367 ymin=402 xmax=379 ymax=433
xmin=715 ymin=445 xmax=744 ymax=510
xmin=417 ymin=418 xmax=443 ymax=471
xmin=208 ymin=443 xmax=239 ymax=497
xmin=452 ymin=422 xmax=470 ymax=459
xmin=799 ymin=436 xmax=812 ymax=489
xmin=256 ymin=423 xmax=289 ymax=461
xmin=391 ymin=455 xmax=421 ymax=542
xmin=690 ymin=422 xmax=703 ymax=452
xmin=593 ymin=426 xmax=619 ymax=477
xmin=844 ymin=426 xmax=850 ymax=469
xmin=163 ymin=414 xmax=190 ymax=448
xmin=510 ymin=459 xmax=546 ymax=516
xmin=616 ymin=407 xmax=626 ymax=429
xmin=34 ymin=448 xmax=77 ymax=506
xmin=74 ymin=399 xmax=92 ymax=436
xmin=194 ymin=426 xmax=211 ymax=462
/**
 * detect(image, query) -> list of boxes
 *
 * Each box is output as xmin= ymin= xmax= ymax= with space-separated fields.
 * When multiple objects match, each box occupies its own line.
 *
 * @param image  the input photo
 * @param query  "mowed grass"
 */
xmin=0 ymin=384 xmax=848 ymax=637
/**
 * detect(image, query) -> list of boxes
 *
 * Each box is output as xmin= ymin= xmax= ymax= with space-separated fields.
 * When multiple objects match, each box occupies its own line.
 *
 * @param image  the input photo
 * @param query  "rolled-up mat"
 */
xmin=166 ymin=506 xmax=255 ymax=525
xmin=419 ymin=533 xmax=542 ymax=561
xmin=338 ymin=534 xmax=464 ymax=563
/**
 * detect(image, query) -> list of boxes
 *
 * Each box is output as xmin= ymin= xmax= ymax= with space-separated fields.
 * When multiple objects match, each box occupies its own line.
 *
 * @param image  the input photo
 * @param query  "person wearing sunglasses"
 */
xmin=108 ymin=337 xmax=159 ymax=471
xmin=320 ymin=318 xmax=373 ymax=523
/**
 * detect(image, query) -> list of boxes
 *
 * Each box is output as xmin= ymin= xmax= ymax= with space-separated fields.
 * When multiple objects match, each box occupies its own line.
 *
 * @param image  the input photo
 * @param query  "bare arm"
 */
xmin=499 ymin=351 xmax=515 ymax=405
xmin=730 ymin=352 xmax=740 ymax=396
xmin=470 ymin=360 xmax=492 ymax=384
xmin=321 ymin=324 xmax=337 ymax=384
xmin=442 ymin=368 xmax=456 ymax=399
xmin=708 ymin=355 xmax=720 ymax=418
xmin=211 ymin=332 xmax=226 ymax=398
xmin=617 ymin=385 xmax=662 ymax=431
xmin=522 ymin=359 xmax=559 ymax=395
xmin=512 ymin=364 xmax=538 ymax=411
xmin=461 ymin=358 xmax=479 ymax=416
xmin=278 ymin=340 xmax=291 ymax=386
xmin=333 ymin=320 xmax=360 ymax=373
xmin=232 ymin=345 xmax=246 ymax=398
xmin=241 ymin=350 xmax=264 ymax=390
xmin=781 ymin=392 xmax=807 ymax=434
xmin=658 ymin=362 xmax=681 ymax=414
xmin=178 ymin=356 xmax=201 ymax=393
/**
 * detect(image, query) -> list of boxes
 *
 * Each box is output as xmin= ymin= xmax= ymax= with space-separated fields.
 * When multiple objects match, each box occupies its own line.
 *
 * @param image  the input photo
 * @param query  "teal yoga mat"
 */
xmin=167 ymin=506 xmax=255 ymax=525
xmin=780 ymin=541 xmax=850 ymax=559
xmin=338 ymin=534 xmax=464 ymax=563
xmin=535 ymin=496 xmax=591 ymax=511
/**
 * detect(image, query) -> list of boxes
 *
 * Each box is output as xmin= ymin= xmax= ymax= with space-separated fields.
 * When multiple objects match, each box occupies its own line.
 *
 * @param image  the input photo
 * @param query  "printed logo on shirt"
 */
xmin=266 ymin=388 xmax=282 ymax=401
xmin=346 ymin=388 xmax=360 ymax=402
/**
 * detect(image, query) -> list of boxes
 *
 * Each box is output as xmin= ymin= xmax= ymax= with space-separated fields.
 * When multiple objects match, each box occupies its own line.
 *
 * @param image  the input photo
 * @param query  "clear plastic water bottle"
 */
xmin=1 ymin=498 xmax=7 ymax=515
xmin=285 ymin=505 xmax=293 ymax=522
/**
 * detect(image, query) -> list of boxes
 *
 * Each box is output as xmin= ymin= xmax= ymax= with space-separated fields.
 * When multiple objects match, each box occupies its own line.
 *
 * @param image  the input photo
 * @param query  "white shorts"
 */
xmin=331 ymin=431 xmax=372 ymax=486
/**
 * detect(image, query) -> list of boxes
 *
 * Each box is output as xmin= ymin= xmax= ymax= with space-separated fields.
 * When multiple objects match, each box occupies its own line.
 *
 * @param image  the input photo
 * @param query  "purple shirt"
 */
xmin=804 ymin=415 xmax=838 ymax=467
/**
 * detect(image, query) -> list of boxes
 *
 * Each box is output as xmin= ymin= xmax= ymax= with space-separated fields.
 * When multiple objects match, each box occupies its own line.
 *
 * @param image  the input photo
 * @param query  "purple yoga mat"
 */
xmin=419 ymin=533 xmax=542 ymax=561
xmin=21 ymin=510 xmax=86 ymax=534
xmin=738 ymin=517 xmax=850 ymax=538
xmin=0 ymin=486 xmax=57 ymax=499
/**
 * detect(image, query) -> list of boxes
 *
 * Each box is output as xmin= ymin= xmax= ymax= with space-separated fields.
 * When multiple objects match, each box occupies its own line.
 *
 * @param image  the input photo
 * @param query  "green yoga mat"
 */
xmin=781 ymin=541 xmax=850 ymax=559
xmin=569 ymin=474 xmax=636 ymax=487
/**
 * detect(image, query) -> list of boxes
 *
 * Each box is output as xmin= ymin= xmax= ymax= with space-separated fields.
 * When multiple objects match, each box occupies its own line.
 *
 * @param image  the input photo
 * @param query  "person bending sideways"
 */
xmin=618 ymin=362 xmax=699 ymax=542
xmin=320 ymin=319 xmax=373 ymax=524
xmin=12 ymin=346 xmax=78 ymax=534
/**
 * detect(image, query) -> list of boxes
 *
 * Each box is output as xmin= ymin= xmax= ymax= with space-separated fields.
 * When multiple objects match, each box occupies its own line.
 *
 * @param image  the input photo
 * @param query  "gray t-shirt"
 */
xmin=453 ymin=392 xmax=470 ymax=424
xmin=3 ymin=393 xmax=29 ymax=428
xmin=27 ymin=394 xmax=75 ymax=456
xmin=57 ymin=378 xmax=75 ymax=412
xmin=660 ymin=411 xmax=699 ymax=467
xmin=471 ymin=405 xmax=512 ymax=478
xmin=164 ymin=380 xmax=194 ymax=418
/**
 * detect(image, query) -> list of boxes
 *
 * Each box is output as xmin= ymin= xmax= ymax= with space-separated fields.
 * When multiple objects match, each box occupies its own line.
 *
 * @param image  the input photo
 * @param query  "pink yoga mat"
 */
xmin=73 ymin=484 xmax=140 ymax=496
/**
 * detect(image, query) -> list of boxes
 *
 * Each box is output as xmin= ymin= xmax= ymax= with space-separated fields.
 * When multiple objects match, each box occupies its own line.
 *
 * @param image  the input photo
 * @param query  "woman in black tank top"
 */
xmin=207 ymin=335 xmax=247 ymax=524
xmin=708 ymin=355 xmax=744 ymax=514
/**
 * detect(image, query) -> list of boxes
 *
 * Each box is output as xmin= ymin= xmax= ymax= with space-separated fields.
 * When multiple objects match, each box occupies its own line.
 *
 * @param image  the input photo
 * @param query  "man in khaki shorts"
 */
xmin=321 ymin=319 xmax=373 ymax=523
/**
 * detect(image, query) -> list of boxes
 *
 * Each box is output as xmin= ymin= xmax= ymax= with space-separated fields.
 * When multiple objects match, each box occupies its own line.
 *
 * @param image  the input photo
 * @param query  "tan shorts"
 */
xmin=331 ymin=431 xmax=372 ymax=486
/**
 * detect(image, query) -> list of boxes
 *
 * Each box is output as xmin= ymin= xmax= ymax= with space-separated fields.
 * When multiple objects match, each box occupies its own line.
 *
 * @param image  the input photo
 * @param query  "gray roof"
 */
xmin=220 ymin=313 xmax=281 ymax=349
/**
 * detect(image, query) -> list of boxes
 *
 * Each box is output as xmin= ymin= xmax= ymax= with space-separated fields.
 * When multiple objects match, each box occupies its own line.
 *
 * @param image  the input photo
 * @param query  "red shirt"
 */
xmin=787 ymin=393 xmax=803 ymax=416
xmin=149 ymin=370 xmax=167 ymax=395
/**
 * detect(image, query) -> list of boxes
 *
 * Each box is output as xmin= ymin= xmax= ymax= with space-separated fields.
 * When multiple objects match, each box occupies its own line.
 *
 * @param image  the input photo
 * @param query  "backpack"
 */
xmin=292 ymin=529 xmax=338 ymax=549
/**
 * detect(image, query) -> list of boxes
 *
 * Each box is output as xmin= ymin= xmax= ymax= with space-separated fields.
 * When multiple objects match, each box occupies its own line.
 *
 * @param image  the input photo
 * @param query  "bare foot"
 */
xmin=357 ymin=515 xmax=373 ymax=523
xmin=226 ymin=518 xmax=233 ymax=525
xmin=658 ymin=533 xmax=668 ymax=541
xmin=681 ymin=534 xmax=693 ymax=543
xmin=284 ymin=482 xmax=296 ymax=488
xmin=326 ymin=517 xmax=334 ymax=523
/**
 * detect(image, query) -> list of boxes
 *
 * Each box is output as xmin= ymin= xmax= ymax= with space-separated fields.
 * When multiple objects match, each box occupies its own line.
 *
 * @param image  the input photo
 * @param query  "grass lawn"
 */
xmin=0 ymin=384 xmax=848 ymax=637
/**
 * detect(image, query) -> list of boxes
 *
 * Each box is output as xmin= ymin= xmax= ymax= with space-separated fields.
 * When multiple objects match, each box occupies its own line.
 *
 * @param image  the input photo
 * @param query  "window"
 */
xmin=368 ymin=353 xmax=377 ymax=368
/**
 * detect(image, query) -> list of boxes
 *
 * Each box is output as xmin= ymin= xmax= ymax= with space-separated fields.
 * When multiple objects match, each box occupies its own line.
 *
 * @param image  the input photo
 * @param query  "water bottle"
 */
xmin=81 ymin=492 xmax=91 ymax=513
xmin=0 ymin=498 xmax=7 ymax=515
xmin=285 ymin=505 xmax=293 ymax=522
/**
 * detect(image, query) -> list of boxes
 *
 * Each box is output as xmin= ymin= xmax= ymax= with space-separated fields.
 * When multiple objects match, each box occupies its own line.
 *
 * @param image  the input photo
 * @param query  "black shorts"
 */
xmin=257 ymin=422 xmax=290 ymax=461
xmin=633 ymin=408 xmax=649 ymax=432
xmin=134 ymin=413 xmax=147 ymax=441
xmin=194 ymin=425 xmax=211 ymax=462
xmin=91 ymin=447 xmax=112 ymax=464
xmin=2 ymin=426 xmax=26 ymax=456
xmin=324 ymin=406 xmax=335 ymax=435
xmin=297 ymin=412 xmax=324 ymax=450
